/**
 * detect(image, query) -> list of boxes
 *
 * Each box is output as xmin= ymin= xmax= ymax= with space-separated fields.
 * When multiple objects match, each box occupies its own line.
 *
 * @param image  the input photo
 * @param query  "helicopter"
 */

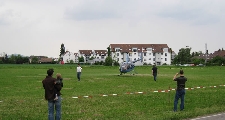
xmin=118 ymin=52 xmax=143 ymax=76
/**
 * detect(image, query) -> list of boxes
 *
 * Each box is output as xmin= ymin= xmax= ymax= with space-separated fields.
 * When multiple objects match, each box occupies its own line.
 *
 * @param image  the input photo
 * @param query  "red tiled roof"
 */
xmin=109 ymin=44 xmax=170 ymax=53
xmin=94 ymin=50 xmax=107 ymax=55
xmin=79 ymin=50 xmax=93 ymax=55
xmin=213 ymin=50 xmax=225 ymax=58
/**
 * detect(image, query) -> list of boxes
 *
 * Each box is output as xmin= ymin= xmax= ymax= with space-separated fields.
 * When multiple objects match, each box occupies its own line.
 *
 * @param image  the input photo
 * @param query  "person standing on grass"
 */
xmin=152 ymin=65 xmax=158 ymax=81
xmin=77 ymin=64 xmax=82 ymax=81
xmin=173 ymin=69 xmax=187 ymax=112
xmin=42 ymin=69 xmax=62 ymax=120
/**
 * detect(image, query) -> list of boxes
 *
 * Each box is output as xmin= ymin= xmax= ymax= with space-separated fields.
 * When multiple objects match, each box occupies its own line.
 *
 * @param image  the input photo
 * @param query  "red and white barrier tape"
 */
xmin=72 ymin=84 xmax=225 ymax=99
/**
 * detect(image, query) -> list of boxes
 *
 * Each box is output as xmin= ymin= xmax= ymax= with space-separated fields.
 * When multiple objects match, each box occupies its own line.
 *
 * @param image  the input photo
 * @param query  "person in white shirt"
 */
xmin=77 ymin=64 xmax=82 ymax=81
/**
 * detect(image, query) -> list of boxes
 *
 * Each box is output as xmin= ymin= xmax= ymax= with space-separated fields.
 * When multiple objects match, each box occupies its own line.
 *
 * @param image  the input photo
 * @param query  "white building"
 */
xmin=78 ymin=50 xmax=94 ymax=63
xmin=93 ymin=50 xmax=107 ymax=62
xmin=62 ymin=51 xmax=78 ymax=63
xmin=109 ymin=44 xmax=172 ymax=65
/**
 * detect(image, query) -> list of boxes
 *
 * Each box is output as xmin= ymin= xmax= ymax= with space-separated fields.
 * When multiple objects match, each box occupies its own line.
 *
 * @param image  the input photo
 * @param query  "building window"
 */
xmin=153 ymin=58 xmax=155 ymax=61
xmin=149 ymin=58 xmax=151 ymax=60
xmin=133 ymin=48 xmax=137 ymax=52
xmin=165 ymin=53 xmax=167 ymax=56
xmin=117 ymin=58 xmax=119 ymax=61
xmin=165 ymin=58 xmax=167 ymax=61
xmin=161 ymin=53 xmax=163 ymax=55
xmin=144 ymin=53 xmax=146 ymax=56
xmin=115 ymin=49 xmax=120 ymax=52
xmin=117 ymin=53 xmax=119 ymax=56
xmin=144 ymin=59 xmax=146 ymax=61
xmin=153 ymin=53 xmax=155 ymax=56
xmin=147 ymin=48 xmax=152 ymax=51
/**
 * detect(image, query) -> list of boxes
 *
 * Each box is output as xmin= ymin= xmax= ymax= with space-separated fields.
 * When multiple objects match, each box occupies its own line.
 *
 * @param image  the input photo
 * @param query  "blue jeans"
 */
xmin=77 ymin=72 xmax=81 ymax=81
xmin=48 ymin=96 xmax=61 ymax=120
xmin=153 ymin=73 xmax=157 ymax=81
xmin=174 ymin=89 xmax=185 ymax=111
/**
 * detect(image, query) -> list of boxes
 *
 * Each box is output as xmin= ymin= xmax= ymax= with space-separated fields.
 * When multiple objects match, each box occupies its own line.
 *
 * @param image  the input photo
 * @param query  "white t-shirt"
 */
xmin=77 ymin=66 xmax=82 ymax=72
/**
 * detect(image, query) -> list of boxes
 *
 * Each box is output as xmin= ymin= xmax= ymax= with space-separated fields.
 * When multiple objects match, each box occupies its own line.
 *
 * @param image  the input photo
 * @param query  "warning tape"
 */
xmin=72 ymin=84 xmax=225 ymax=99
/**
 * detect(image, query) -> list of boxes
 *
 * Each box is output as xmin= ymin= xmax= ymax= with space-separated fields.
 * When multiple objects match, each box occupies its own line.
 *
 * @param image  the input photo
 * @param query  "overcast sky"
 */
xmin=0 ymin=0 xmax=225 ymax=58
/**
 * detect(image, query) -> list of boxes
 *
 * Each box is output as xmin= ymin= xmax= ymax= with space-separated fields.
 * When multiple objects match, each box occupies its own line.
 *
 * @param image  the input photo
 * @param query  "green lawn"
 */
xmin=0 ymin=64 xmax=225 ymax=120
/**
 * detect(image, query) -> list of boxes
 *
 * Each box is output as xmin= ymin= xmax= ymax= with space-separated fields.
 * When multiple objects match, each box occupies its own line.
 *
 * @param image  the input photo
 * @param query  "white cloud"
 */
xmin=0 ymin=0 xmax=225 ymax=57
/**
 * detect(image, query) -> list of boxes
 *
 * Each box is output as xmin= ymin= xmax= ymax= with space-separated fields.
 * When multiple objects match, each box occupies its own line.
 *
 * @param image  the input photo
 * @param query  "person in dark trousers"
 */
xmin=42 ymin=69 xmax=62 ymax=120
xmin=77 ymin=64 xmax=82 ymax=81
xmin=152 ymin=65 xmax=158 ymax=81
xmin=173 ymin=70 xmax=187 ymax=112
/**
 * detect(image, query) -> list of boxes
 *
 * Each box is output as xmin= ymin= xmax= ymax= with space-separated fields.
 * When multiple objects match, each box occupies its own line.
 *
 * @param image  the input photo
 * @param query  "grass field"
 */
xmin=0 ymin=64 xmax=225 ymax=120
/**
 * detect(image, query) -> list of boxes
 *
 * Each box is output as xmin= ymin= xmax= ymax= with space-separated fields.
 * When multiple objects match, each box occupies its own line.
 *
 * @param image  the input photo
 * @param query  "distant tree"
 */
xmin=107 ymin=46 xmax=111 ymax=57
xmin=191 ymin=58 xmax=205 ymax=65
xmin=9 ymin=54 xmax=16 ymax=64
xmin=89 ymin=56 xmax=95 ymax=60
xmin=31 ymin=57 xmax=39 ymax=64
xmin=69 ymin=60 xmax=74 ymax=64
xmin=15 ymin=54 xmax=23 ymax=64
xmin=191 ymin=51 xmax=202 ymax=57
xmin=78 ymin=56 xmax=84 ymax=62
xmin=209 ymin=56 xmax=225 ymax=66
xmin=22 ymin=57 xmax=29 ymax=64
xmin=113 ymin=61 xmax=120 ymax=66
xmin=59 ymin=43 xmax=65 ymax=58
xmin=2 ymin=54 xmax=9 ymax=63
xmin=174 ymin=47 xmax=191 ymax=64
xmin=104 ymin=56 xmax=113 ymax=66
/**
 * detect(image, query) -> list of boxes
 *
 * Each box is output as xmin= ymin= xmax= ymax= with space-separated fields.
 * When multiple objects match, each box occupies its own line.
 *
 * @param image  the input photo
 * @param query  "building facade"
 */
xmin=109 ymin=44 xmax=172 ymax=65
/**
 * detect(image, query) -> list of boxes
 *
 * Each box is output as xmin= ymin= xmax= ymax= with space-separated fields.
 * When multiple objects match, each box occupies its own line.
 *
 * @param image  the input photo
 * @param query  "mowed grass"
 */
xmin=0 ymin=64 xmax=225 ymax=120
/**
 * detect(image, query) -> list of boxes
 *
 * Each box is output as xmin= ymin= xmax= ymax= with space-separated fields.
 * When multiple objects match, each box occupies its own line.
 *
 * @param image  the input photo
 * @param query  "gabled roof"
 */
xmin=79 ymin=50 xmax=93 ymax=55
xmin=109 ymin=44 xmax=170 ymax=53
xmin=94 ymin=50 xmax=107 ymax=55
xmin=213 ymin=50 xmax=225 ymax=58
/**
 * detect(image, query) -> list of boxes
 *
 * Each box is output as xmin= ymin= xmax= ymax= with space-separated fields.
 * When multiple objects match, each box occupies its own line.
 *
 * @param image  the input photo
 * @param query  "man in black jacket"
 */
xmin=173 ymin=70 xmax=187 ymax=112
xmin=42 ymin=69 xmax=62 ymax=120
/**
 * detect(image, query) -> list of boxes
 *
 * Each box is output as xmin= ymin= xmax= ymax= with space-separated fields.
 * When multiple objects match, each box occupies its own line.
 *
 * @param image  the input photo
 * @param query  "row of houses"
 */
xmin=62 ymin=44 xmax=175 ymax=65
xmin=1 ymin=44 xmax=224 ymax=65
xmin=194 ymin=50 xmax=225 ymax=60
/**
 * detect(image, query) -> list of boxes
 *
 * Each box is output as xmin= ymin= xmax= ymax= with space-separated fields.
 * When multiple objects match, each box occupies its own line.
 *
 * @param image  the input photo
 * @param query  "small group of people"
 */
xmin=42 ymin=64 xmax=82 ymax=120
xmin=42 ymin=64 xmax=186 ymax=119
xmin=152 ymin=65 xmax=187 ymax=112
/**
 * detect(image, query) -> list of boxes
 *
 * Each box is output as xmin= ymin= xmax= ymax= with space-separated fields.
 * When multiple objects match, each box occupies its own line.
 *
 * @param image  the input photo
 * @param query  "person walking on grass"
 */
xmin=42 ymin=69 xmax=62 ymax=120
xmin=77 ymin=64 xmax=82 ymax=81
xmin=173 ymin=69 xmax=187 ymax=112
xmin=152 ymin=65 xmax=158 ymax=81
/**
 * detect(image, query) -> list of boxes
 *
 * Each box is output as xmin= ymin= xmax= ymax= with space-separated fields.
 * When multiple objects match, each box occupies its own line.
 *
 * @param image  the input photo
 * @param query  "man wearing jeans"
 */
xmin=152 ymin=65 xmax=158 ymax=81
xmin=42 ymin=69 xmax=62 ymax=120
xmin=173 ymin=70 xmax=187 ymax=112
